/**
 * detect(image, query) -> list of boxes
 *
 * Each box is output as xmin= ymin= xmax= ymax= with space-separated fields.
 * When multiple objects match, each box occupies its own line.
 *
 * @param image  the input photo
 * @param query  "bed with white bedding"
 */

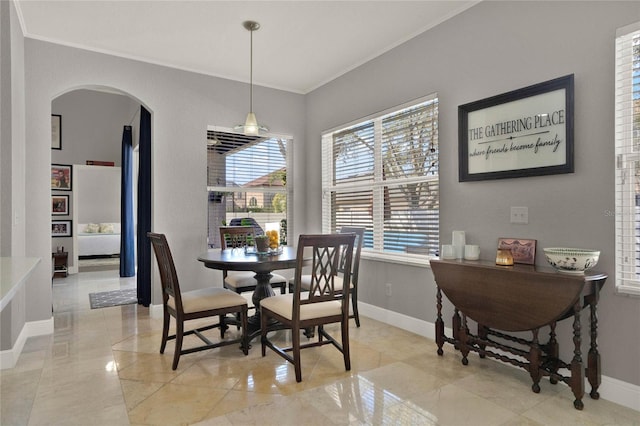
xmin=78 ymin=223 xmax=121 ymax=257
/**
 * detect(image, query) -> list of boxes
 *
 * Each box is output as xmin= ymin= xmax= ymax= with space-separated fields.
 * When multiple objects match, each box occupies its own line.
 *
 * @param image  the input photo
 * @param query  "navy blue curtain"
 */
xmin=120 ymin=126 xmax=135 ymax=277
xmin=137 ymin=106 xmax=152 ymax=306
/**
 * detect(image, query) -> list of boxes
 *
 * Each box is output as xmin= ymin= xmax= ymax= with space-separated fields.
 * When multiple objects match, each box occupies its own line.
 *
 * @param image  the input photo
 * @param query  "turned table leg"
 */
xmin=459 ymin=313 xmax=470 ymax=365
xmin=436 ymin=286 xmax=445 ymax=355
xmin=570 ymin=300 xmax=585 ymax=410
xmin=452 ymin=308 xmax=461 ymax=350
xmin=529 ymin=328 xmax=542 ymax=393
xmin=547 ymin=322 xmax=559 ymax=384
xmin=588 ymin=297 xmax=601 ymax=399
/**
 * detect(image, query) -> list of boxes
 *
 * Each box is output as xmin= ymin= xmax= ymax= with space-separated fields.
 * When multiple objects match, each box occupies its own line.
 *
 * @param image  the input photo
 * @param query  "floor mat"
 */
xmin=89 ymin=288 xmax=137 ymax=309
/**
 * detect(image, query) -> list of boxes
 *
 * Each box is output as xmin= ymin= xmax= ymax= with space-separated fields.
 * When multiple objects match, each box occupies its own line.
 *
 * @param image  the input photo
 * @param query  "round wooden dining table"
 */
xmin=197 ymin=246 xmax=299 ymax=339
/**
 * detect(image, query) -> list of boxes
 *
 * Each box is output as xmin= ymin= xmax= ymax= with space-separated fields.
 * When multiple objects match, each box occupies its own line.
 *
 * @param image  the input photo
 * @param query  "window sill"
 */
xmin=360 ymin=251 xmax=434 ymax=268
xmin=615 ymin=285 xmax=640 ymax=297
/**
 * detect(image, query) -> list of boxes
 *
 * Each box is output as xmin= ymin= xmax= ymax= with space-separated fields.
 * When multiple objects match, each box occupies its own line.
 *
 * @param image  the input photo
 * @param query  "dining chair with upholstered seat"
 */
xmin=260 ymin=233 xmax=356 ymax=382
xmin=219 ymin=226 xmax=288 ymax=297
xmin=148 ymin=232 xmax=248 ymax=370
xmin=290 ymin=226 xmax=365 ymax=327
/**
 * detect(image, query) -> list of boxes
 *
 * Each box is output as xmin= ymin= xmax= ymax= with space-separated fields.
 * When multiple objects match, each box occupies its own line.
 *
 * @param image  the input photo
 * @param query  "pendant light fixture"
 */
xmin=235 ymin=20 xmax=268 ymax=136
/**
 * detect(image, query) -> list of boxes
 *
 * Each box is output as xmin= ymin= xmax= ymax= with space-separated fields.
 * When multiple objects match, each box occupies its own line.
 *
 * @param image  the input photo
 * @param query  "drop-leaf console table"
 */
xmin=430 ymin=259 xmax=607 ymax=410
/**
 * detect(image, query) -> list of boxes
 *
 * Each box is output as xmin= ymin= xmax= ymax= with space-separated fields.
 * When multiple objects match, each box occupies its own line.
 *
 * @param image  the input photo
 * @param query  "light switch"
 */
xmin=510 ymin=206 xmax=528 ymax=224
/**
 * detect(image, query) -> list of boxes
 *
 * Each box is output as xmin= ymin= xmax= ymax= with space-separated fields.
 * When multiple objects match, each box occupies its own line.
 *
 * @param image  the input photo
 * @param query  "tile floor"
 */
xmin=1 ymin=270 xmax=639 ymax=425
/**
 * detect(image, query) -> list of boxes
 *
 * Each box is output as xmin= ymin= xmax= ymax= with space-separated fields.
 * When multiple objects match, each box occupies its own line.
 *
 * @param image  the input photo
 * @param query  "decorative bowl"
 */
xmin=543 ymin=248 xmax=600 ymax=274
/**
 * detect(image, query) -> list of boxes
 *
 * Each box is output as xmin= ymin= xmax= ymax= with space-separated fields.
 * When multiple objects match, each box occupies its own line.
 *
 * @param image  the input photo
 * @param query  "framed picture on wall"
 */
xmin=459 ymin=74 xmax=574 ymax=181
xmin=51 ymin=195 xmax=69 ymax=216
xmin=52 ymin=114 xmax=61 ymax=150
xmin=51 ymin=164 xmax=72 ymax=191
xmin=52 ymin=220 xmax=72 ymax=237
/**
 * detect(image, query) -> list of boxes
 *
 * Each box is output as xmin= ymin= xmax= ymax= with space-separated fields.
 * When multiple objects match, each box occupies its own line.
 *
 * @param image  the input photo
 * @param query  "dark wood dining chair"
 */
xmin=290 ymin=226 xmax=365 ymax=326
xmin=260 ymin=233 xmax=356 ymax=382
xmin=148 ymin=232 xmax=248 ymax=370
xmin=219 ymin=226 xmax=288 ymax=297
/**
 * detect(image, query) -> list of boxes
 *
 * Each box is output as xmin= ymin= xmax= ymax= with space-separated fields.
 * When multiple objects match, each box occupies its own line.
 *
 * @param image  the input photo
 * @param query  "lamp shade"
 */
xmin=243 ymin=112 xmax=259 ymax=136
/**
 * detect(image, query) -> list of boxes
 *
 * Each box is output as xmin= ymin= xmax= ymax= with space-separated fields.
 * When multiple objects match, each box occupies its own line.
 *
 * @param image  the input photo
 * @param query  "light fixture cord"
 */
xmin=249 ymin=28 xmax=253 ymax=114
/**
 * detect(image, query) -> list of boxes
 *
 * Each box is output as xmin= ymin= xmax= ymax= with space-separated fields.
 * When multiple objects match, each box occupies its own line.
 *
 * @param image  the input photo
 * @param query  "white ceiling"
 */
xmin=15 ymin=1 xmax=478 ymax=94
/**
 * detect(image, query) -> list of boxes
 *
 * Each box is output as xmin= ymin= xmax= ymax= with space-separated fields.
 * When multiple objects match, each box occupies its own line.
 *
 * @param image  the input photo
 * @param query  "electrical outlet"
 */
xmin=510 ymin=206 xmax=528 ymax=224
xmin=385 ymin=283 xmax=392 ymax=296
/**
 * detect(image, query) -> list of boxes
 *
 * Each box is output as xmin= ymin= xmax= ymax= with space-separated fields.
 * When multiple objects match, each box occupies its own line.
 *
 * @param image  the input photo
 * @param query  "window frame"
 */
xmin=615 ymin=22 xmax=640 ymax=296
xmin=321 ymin=94 xmax=439 ymax=266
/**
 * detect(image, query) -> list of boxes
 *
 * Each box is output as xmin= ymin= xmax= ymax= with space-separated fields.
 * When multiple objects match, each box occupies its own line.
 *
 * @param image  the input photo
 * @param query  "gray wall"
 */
xmin=305 ymin=1 xmax=640 ymax=386
xmin=1 ymin=0 xmax=28 ymax=352
xmin=1 ymin=0 xmax=11 ymax=256
xmin=51 ymin=89 xmax=139 ymax=167
xmin=2 ymin=0 xmax=26 ymax=257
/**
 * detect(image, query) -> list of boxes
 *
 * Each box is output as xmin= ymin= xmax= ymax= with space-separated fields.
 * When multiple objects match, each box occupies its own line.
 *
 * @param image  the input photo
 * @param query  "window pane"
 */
xmin=333 ymin=122 xmax=375 ymax=185
xmin=332 ymin=190 xmax=374 ymax=249
xmin=226 ymin=139 xmax=286 ymax=187
xmin=383 ymin=182 xmax=439 ymax=256
xmin=382 ymin=101 xmax=439 ymax=180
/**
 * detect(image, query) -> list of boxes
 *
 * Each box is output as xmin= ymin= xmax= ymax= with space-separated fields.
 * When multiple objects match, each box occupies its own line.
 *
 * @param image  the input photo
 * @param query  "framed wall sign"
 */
xmin=52 ymin=114 xmax=61 ymax=150
xmin=459 ymin=74 xmax=574 ymax=181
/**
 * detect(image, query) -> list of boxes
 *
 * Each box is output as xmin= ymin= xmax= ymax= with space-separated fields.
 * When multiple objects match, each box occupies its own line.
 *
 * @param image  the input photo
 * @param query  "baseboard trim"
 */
xmin=149 ymin=303 xmax=163 ymax=318
xmin=0 ymin=317 xmax=54 ymax=370
xmin=358 ymin=302 xmax=640 ymax=412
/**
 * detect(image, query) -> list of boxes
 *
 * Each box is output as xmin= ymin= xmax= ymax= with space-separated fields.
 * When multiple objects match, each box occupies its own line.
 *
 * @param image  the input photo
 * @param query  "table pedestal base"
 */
xmin=199 ymin=246 xmax=301 ymax=348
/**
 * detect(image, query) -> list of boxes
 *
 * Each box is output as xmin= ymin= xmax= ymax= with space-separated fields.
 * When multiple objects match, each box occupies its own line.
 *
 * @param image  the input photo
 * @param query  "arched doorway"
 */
xmin=51 ymin=86 xmax=152 ymax=306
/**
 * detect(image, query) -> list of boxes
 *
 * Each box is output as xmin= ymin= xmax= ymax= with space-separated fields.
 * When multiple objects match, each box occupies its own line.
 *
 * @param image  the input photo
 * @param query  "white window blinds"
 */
xmin=615 ymin=22 xmax=640 ymax=295
xmin=206 ymin=131 xmax=291 ymax=248
xmin=322 ymin=95 xmax=439 ymax=261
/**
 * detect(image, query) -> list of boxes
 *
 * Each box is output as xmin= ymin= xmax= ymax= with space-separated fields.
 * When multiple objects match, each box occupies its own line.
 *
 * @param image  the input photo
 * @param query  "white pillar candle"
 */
xmin=452 ymin=230 xmax=466 ymax=259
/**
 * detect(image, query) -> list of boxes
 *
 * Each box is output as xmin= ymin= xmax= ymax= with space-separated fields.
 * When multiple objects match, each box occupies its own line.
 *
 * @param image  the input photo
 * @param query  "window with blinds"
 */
xmin=206 ymin=130 xmax=291 ymax=248
xmin=615 ymin=22 xmax=640 ymax=295
xmin=322 ymin=95 xmax=439 ymax=261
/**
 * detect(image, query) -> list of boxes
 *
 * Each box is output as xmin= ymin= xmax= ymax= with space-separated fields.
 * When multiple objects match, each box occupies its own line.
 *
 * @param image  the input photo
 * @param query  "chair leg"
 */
xmin=260 ymin=308 xmax=268 ymax=357
xmin=233 ymin=287 xmax=242 ymax=329
xmin=280 ymin=284 xmax=286 ymax=295
xmin=219 ymin=314 xmax=227 ymax=338
xmin=342 ymin=318 xmax=351 ymax=372
xmin=160 ymin=309 xmax=170 ymax=354
xmin=351 ymin=289 xmax=360 ymax=327
xmin=292 ymin=325 xmax=302 ymax=382
xmin=240 ymin=306 xmax=249 ymax=355
xmin=172 ymin=321 xmax=184 ymax=371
